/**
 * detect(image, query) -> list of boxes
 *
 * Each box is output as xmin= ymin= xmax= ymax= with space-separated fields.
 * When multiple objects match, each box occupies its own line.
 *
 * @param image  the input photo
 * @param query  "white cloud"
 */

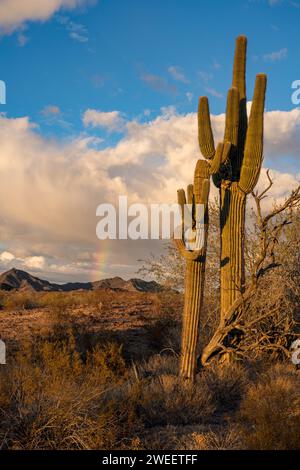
xmin=0 ymin=251 xmax=15 ymax=263
xmin=0 ymin=106 xmax=299 ymax=281
xmin=264 ymin=108 xmax=300 ymax=157
xmin=82 ymin=109 xmax=125 ymax=132
xmin=168 ymin=66 xmax=189 ymax=84
xmin=57 ymin=15 xmax=89 ymax=42
xmin=263 ymin=47 xmax=288 ymax=62
xmin=0 ymin=0 xmax=94 ymax=35
xmin=23 ymin=256 xmax=46 ymax=270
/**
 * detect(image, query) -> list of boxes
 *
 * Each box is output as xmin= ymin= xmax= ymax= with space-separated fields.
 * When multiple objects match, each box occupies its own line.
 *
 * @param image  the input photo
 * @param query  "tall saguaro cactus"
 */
xmin=198 ymin=36 xmax=267 ymax=323
xmin=175 ymin=146 xmax=230 ymax=380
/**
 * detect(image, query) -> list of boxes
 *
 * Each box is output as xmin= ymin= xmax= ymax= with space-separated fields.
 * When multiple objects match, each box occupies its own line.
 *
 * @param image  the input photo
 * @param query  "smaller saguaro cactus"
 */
xmin=175 ymin=144 xmax=230 ymax=380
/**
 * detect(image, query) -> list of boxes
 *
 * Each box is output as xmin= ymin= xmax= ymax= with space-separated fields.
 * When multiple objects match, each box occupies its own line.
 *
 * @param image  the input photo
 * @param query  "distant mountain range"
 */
xmin=0 ymin=268 xmax=162 ymax=293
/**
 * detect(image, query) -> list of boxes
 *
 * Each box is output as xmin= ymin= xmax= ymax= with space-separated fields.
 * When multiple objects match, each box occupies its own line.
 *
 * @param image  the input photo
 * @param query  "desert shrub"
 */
xmin=3 ymin=291 xmax=42 ymax=310
xmin=39 ymin=292 xmax=85 ymax=312
xmin=86 ymin=343 xmax=127 ymax=381
xmin=0 ymin=338 xmax=136 ymax=450
xmin=204 ymin=362 xmax=249 ymax=412
xmin=123 ymin=373 xmax=215 ymax=427
xmin=153 ymin=291 xmax=183 ymax=320
xmin=138 ymin=354 xmax=178 ymax=378
xmin=239 ymin=363 xmax=300 ymax=449
xmin=143 ymin=318 xmax=181 ymax=355
xmin=0 ymin=291 xmax=6 ymax=309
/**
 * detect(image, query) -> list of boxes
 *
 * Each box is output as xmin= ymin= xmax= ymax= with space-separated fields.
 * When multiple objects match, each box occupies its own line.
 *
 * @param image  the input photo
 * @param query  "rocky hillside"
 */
xmin=0 ymin=268 xmax=162 ymax=293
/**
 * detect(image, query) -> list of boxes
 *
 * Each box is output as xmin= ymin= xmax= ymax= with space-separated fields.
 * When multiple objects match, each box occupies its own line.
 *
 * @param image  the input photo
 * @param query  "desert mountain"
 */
xmin=0 ymin=268 xmax=161 ymax=293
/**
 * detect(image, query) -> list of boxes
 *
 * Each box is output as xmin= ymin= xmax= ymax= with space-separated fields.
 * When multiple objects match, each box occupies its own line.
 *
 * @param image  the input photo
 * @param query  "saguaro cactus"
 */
xmin=198 ymin=36 xmax=267 ymax=324
xmin=175 ymin=145 xmax=230 ymax=380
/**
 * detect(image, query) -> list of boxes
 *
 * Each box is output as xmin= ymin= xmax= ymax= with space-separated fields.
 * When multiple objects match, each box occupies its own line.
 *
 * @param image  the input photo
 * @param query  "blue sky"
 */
xmin=2 ymin=0 xmax=300 ymax=136
xmin=0 ymin=0 xmax=300 ymax=282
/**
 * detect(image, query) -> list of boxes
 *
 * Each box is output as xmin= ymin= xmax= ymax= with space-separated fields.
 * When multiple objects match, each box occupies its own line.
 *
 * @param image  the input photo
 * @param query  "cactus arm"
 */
xmin=224 ymin=88 xmax=240 ymax=146
xmin=210 ymin=87 xmax=238 ymax=186
xmin=177 ymin=188 xmax=186 ymax=233
xmin=187 ymin=184 xmax=194 ymax=204
xmin=232 ymin=35 xmax=248 ymax=177
xmin=223 ymin=87 xmax=240 ymax=180
xmin=198 ymin=96 xmax=215 ymax=159
xmin=209 ymin=143 xmax=223 ymax=175
xmin=177 ymin=159 xmax=210 ymax=254
xmin=222 ymin=142 xmax=232 ymax=164
xmin=239 ymin=74 xmax=267 ymax=194
xmin=174 ymin=186 xmax=206 ymax=262
xmin=177 ymin=188 xmax=186 ymax=215
xmin=194 ymin=159 xmax=210 ymax=188
xmin=187 ymin=183 xmax=195 ymax=228
xmin=232 ymin=35 xmax=247 ymax=101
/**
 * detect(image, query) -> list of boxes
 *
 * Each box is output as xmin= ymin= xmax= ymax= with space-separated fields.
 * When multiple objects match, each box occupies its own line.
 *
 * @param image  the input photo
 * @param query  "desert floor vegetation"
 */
xmin=0 ymin=288 xmax=299 ymax=450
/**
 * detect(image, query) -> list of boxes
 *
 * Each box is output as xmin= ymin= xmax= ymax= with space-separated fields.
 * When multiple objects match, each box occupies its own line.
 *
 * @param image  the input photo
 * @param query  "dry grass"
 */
xmin=1 ymin=288 xmax=299 ymax=450
xmin=0 ymin=338 xmax=135 ymax=450
xmin=178 ymin=428 xmax=242 ymax=450
xmin=0 ymin=290 xmax=110 ymax=312
xmin=239 ymin=363 xmax=300 ymax=449
xmin=1 ymin=335 xmax=299 ymax=450
xmin=129 ymin=374 xmax=215 ymax=427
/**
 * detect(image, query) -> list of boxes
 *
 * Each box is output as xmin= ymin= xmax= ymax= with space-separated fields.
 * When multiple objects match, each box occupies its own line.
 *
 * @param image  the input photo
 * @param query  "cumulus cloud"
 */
xmin=82 ymin=109 xmax=125 ymax=132
xmin=0 ymin=106 xmax=299 ymax=282
xmin=23 ymin=256 xmax=46 ymax=270
xmin=0 ymin=251 xmax=15 ymax=263
xmin=0 ymin=251 xmax=45 ymax=272
xmin=264 ymin=108 xmax=300 ymax=157
xmin=0 ymin=0 xmax=94 ymax=35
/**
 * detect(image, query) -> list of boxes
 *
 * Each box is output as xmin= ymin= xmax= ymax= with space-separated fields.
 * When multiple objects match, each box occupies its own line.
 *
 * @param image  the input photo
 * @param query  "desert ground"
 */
xmin=0 ymin=280 xmax=299 ymax=450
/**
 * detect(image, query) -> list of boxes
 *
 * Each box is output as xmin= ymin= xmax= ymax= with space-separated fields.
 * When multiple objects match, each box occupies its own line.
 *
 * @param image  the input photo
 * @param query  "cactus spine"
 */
xmin=198 ymin=36 xmax=267 ymax=323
